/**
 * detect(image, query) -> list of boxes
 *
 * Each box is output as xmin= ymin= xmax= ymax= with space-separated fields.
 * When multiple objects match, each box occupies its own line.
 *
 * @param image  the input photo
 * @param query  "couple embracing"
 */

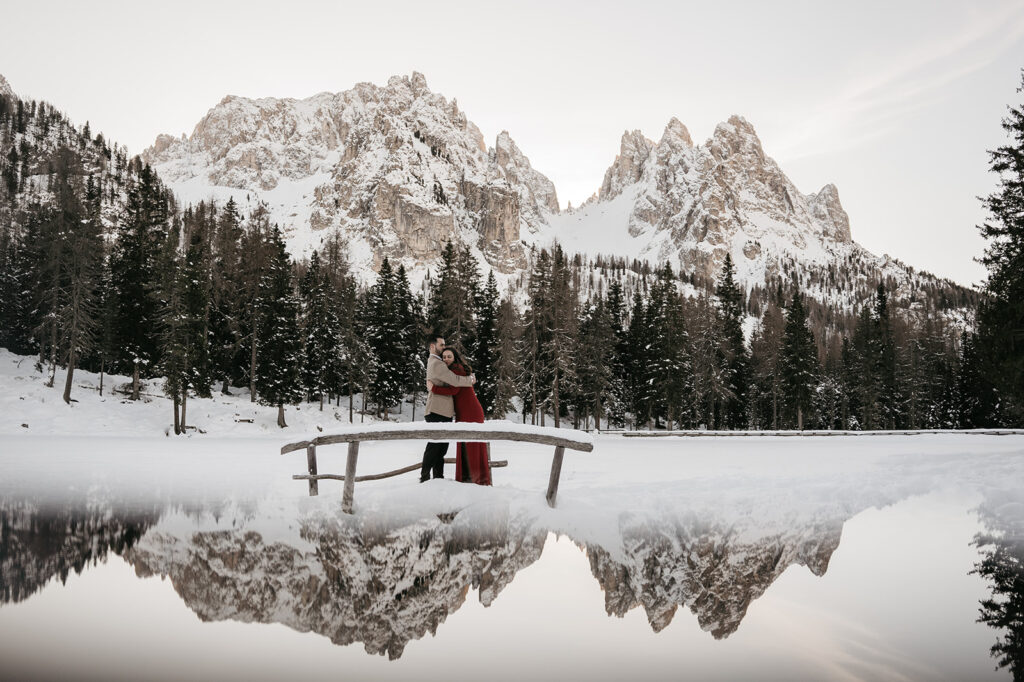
xmin=420 ymin=334 xmax=492 ymax=486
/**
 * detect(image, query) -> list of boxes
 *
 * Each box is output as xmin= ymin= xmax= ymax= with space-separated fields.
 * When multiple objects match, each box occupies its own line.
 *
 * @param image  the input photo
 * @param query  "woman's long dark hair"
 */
xmin=445 ymin=347 xmax=472 ymax=374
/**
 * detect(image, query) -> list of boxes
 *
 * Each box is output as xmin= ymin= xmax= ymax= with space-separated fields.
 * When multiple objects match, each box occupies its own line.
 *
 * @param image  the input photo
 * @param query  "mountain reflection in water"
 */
xmin=2 ymin=485 xmax=1024 ymax=677
xmin=1 ymin=497 xmax=854 ymax=659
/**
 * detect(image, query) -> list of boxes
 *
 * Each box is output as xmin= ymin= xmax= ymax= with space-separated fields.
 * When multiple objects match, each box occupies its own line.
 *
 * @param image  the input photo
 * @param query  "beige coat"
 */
xmin=424 ymin=354 xmax=474 ymax=418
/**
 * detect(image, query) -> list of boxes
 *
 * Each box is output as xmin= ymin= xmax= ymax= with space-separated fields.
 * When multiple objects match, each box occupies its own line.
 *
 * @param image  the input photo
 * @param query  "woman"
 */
xmin=427 ymin=348 xmax=491 ymax=485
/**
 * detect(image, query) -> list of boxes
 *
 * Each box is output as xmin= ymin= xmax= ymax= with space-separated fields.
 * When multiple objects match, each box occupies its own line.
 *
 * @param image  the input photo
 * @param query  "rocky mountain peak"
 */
xmin=143 ymin=73 xmax=560 ymax=276
xmin=659 ymin=116 xmax=693 ymax=148
xmin=807 ymin=182 xmax=852 ymax=243
xmin=599 ymin=129 xmax=655 ymax=200
xmin=495 ymin=130 xmax=560 ymax=216
xmin=545 ymin=113 xmax=866 ymax=284
xmin=709 ymin=114 xmax=765 ymax=162
xmin=0 ymin=74 xmax=15 ymax=99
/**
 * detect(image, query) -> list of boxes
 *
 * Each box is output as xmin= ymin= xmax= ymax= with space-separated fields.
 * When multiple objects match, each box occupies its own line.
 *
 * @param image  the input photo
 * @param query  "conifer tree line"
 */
xmin=3 ymin=82 xmax=1024 ymax=431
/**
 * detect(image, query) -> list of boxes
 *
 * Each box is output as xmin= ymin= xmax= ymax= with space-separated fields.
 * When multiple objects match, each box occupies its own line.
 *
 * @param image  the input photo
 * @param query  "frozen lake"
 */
xmin=1 ymin=433 xmax=1023 ymax=681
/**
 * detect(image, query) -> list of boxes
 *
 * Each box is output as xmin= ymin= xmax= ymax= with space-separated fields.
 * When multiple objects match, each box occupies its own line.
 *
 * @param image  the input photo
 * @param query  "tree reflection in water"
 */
xmin=972 ymin=490 xmax=1024 ymax=680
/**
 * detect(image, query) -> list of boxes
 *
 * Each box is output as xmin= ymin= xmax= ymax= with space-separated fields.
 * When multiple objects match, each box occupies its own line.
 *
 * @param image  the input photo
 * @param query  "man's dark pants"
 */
xmin=421 ymin=412 xmax=453 ymax=481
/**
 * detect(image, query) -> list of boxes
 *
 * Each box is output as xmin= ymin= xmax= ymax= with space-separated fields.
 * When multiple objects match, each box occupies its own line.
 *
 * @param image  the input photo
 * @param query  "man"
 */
xmin=421 ymin=333 xmax=475 ymax=482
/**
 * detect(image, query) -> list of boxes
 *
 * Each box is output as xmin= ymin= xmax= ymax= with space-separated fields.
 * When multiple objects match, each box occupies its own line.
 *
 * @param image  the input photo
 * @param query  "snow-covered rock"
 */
xmin=0 ymin=74 xmax=15 ymax=100
xmin=142 ymin=73 xmax=559 ymax=278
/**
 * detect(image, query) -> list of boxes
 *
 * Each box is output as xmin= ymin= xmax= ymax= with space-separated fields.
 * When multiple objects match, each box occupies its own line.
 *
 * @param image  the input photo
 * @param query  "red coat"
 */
xmin=431 ymin=363 xmax=490 ymax=485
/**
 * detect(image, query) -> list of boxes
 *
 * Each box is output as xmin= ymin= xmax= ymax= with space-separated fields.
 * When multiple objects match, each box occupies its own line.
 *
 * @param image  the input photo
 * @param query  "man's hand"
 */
xmin=426 ymin=380 xmax=434 ymax=391
xmin=470 ymin=374 xmax=477 ymax=385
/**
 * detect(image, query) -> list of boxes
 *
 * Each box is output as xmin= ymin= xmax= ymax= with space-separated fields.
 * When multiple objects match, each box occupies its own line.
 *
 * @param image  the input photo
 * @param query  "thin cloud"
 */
xmin=774 ymin=4 xmax=1024 ymax=163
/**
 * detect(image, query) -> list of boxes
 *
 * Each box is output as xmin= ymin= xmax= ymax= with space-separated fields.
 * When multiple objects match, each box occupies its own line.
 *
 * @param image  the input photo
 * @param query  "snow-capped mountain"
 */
xmin=143 ymin=72 xmax=960 ymax=300
xmin=143 ymin=73 xmax=558 ymax=278
xmin=545 ymin=116 xmax=859 ymax=284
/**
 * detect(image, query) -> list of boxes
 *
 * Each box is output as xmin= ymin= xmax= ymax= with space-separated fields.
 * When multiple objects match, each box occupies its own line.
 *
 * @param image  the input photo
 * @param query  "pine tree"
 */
xmin=110 ymin=164 xmax=169 ymax=399
xmin=300 ymin=251 xmax=339 ymax=410
xmin=238 ymin=204 xmax=273 ymax=402
xmin=427 ymin=242 xmax=476 ymax=350
xmin=715 ymin=254 xmax=750 ymax=429
xmin=157 ymin=217 xmax=186 ymax=433
xmin=750 ymin=292 xmax=785 ymax=429
xmin=543 ymin=245 xmax=578 ymax=427
xmin=394 ymin=264 xmax=424 ymax=418
xmin=604 ymin=279 xmax=629 ymax=428
xmin=688 ymin=294 xmax=729 ymax=429
xmin=209 ymin=197 xmax=244 ymax=393
xmin=178 ymin=208 xmax=213 ymax=416
xmin=519 ymin=248 xmax=550 ymax=423
xmin=254 ymin=226 xmax=303 ymax=427
xmin=58 ymin=163 xmax=103 ymax=405
xmin=491 ymin=291 xmax=520 ymax=419
xmin=872 ymin=284 xmax=899 ymax=428
xmin=0 ymin=225 xmax=35 ymax=355
xmin=976 ymin=71 xmax=1024 ymax=425
xmin=363 ymin=258 xmax=405 ymax=418
xmin=781 ymin=291 xmax=817 ymax=429
xmin=471 ymin=271 xmax=500 ymax=416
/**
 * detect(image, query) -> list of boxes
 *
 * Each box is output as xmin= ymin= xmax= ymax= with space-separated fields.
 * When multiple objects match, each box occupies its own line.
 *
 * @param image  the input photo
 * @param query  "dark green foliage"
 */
xmin=208 ymin=197 xmax=244 ymax=392
xmin=971 ymin=497 xmax=1024 ymax=679
xmin=471 ymin=271 xmax=500 ymax=416
xmin=781 ymin=291 xmax=817 ymax=429
xmin=253 ymin=227 xmax=303 ymax=420
xmin=427 ymin=242 xmax=477 ymax=350
xmin=976 ymin=71 xmax=1024 ymax=425
xmin=110 ymin=165 xmax=170 ymax=385
xmin=362 ymin=258 xmax=409 ymax=417
xmin=300 ymin=251 xmax=340 ymax=408
xmin=715 ymin=254 xmax=750 ymax=428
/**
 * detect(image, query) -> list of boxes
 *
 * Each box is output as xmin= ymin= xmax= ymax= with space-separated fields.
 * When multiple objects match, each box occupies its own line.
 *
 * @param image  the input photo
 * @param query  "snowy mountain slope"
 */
xmin=543 ymin=116 xmax=880 ymax=287
xmin=142 ymin=72 xmax=970 ymax=311
xmin=143 ymin=73 xmax=559 ymax=281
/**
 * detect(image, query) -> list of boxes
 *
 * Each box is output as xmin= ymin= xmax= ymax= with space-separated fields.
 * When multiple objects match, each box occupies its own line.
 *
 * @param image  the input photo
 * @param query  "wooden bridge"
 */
xmin=281 ymin=421 xmax=595 ymax=513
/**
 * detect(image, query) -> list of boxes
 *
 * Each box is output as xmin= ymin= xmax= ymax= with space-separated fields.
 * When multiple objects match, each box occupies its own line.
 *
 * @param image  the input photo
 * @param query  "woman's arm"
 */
xmin=429 ymin=383 xmax=460 ymax=396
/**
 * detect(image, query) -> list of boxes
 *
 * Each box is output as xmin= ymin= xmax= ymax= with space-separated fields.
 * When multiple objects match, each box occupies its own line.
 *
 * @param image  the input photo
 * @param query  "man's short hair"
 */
xmin=426 ymin=332 xmax=445 ymax=349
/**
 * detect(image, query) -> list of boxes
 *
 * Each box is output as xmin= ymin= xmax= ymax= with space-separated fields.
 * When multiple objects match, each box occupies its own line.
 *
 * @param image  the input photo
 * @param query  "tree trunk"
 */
xmin=277 ymin=403 xmax=287 ymax=428
xmin=319 ymin=393 xmax=324 ymax=411
xmin=62 ymin=345 xmax=77 ymax=405
xmin=181 ymin=388 xmax=188 ymax=431
xmin=349 ymin=383 xmax=354 ymax=423
xmin=797 ymin=405 xmax=804 ymax=430
xmin=99 ymin=360 xmax=104 ymax=397
xmin=132 ymin=361 xmax=140 ymax=401
xmin=553 ymin=368 xmax=560 ymax=428
xmin=249 ymin=332 xmax=258 ymax=402
xmin=173 ymin=394 xmax=181 ymax=435
xmin=45 ymin=280 xmax=58 ymax=388
xmin=772 ymin=388 xmax=778 ymax=429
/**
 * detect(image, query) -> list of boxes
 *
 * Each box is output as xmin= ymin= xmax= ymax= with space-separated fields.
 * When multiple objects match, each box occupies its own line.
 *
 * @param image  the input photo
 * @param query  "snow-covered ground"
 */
xmin=4 ymin=347 xmax=1024 ymax=542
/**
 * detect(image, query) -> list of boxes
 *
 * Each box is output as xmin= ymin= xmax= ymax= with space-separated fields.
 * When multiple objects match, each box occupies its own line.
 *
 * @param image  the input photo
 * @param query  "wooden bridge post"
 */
xmin=546 ymin=445 xmax=565 ymax=508
xmin=306 ymin=444 xmax=319 ymax=496
xmin=341 ymin=441 xmax=360 ymax=514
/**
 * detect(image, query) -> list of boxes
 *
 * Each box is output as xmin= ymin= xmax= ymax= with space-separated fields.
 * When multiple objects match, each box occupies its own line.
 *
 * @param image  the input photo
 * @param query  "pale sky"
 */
xmin=3 ymin=0 xmax=1023 ymax=287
